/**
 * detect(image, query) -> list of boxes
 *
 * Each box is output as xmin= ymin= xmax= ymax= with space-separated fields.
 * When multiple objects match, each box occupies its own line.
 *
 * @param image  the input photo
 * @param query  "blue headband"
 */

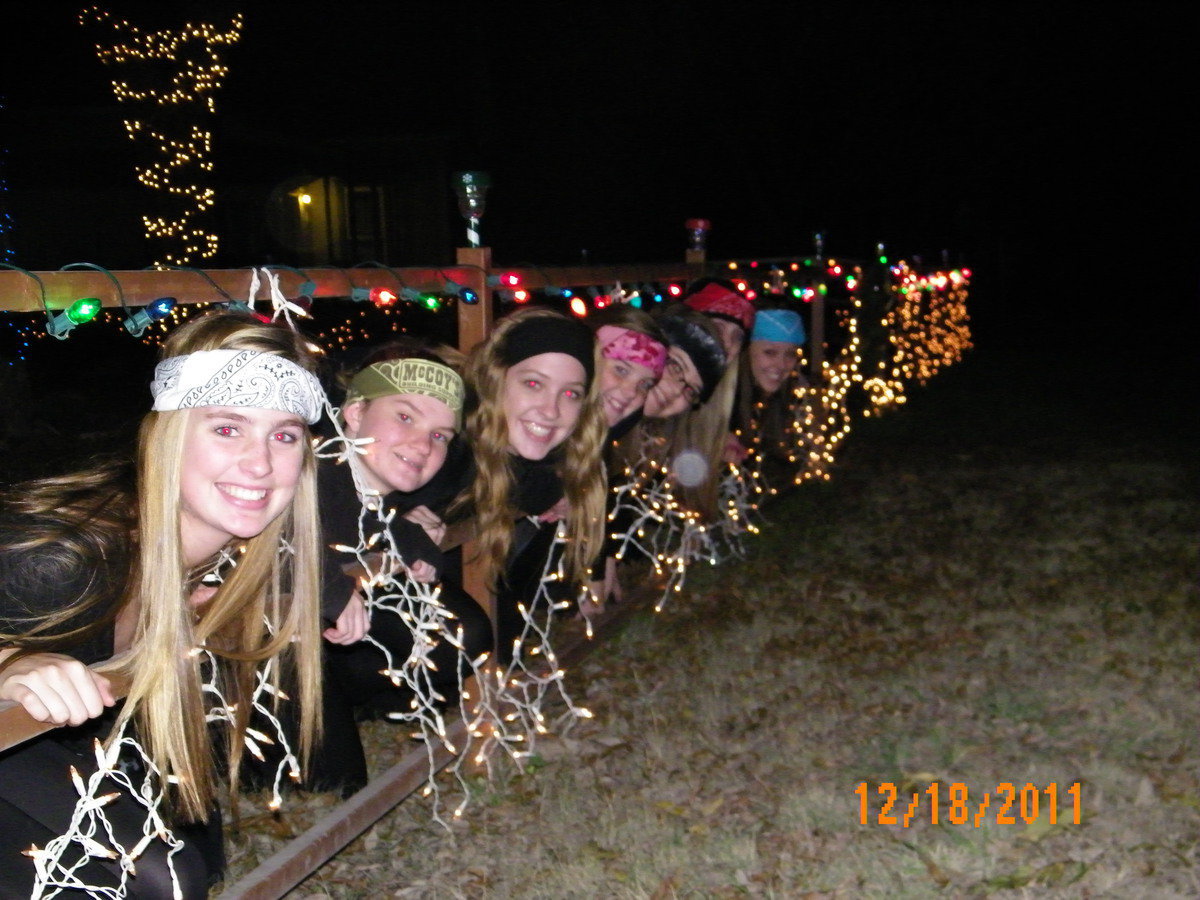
xmin=751 ymin=309 xmax=806 ymax=346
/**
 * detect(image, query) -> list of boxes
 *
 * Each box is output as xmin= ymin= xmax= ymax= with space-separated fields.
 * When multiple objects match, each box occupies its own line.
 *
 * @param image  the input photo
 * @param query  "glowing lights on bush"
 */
xmin=884 ymin=263 xmax=973 ymax=386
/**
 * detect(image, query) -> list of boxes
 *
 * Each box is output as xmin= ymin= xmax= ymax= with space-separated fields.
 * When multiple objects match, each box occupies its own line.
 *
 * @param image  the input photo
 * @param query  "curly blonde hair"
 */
xmin=460 ymin=308 xmax=607 ymax=592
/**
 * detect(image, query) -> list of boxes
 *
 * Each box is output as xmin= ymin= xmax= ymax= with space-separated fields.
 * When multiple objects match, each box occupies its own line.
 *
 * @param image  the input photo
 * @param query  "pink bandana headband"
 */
xmin=596 ymin=325 xmax=667 ymax=378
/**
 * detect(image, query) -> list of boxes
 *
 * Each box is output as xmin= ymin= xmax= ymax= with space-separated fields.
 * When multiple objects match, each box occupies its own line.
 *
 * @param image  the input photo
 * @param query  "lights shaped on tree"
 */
xmin=80 ymin=8 xmax=244 ymax=266
xmin=122 ymin=295 xmax=177 ymax=336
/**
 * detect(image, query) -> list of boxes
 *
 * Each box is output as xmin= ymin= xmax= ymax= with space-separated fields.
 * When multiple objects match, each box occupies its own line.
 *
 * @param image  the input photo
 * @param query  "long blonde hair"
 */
xmin=460 ymin=308 xmax=607 ymax=591
xmin=1 ymin=312 xmax=324 ymax=822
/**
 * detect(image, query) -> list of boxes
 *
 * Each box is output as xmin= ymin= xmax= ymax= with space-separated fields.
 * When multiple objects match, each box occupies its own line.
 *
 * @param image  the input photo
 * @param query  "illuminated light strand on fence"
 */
xmin=313 ymin=423 xmax=480 ymax=827
xmin=450 ymin=523 xmax=594 ymax=808
xmin=607 ymin=458 xmax=721 ymax=610
xmin=26 ymin=729 xmax=187 ymax=899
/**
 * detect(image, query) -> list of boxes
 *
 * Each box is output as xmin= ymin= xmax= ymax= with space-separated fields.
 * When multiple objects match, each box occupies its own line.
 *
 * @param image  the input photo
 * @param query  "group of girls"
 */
xmin=0 ymin=277 xmax=808 ymax=897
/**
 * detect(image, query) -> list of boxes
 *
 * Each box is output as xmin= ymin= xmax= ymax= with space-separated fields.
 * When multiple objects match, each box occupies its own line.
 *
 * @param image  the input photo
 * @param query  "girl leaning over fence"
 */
xmin=584 ymin=306 xmax=669 ymax=609
xmin=302 ymin=338 xmax=493 ymax=797
xmin=456 ymin=307 xmax=608 ymax=661
xmin=733 ymin=306 xmax=809 ymax=488
xmin=0 ymin=312 xmax=326 ymax=898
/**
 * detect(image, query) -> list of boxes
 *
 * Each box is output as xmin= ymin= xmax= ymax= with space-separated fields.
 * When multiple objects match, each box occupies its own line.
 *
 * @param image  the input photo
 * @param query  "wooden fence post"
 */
xmin=810 ymin=289 xmax=826 ymax=376
xmin=455 ymin=246 xmax=492 ymax=354
xmin=454 ymin=244 xmax=493 ymax=624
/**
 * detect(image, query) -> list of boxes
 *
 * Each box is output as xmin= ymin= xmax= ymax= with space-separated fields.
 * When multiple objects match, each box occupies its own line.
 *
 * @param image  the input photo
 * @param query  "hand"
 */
xmin=403 ymin=506 xmax=446 ymax=546
xmin=323 ymin=592 xmax=370 ymax=645
xmin=723 ymin=433 xmax=749 ymax=465
xmin=189 ymin=584 xmax=218 ymax=609
xmin=577 ymin=587 xmax=605 ymax=621
xmin=0 ymin=651 xmax=116 ymax=726
xmin=538 ymin=497 xmax=570 ymax=524
xmin=604 ymin=556 xmax=624 ymax=605
xmin=404 ymin=560 xmax=438 ymax=583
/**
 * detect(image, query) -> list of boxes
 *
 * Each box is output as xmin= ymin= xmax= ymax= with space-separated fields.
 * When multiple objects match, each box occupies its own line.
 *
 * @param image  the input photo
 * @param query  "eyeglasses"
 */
xmin=665 ymin=356 xmax=702 ymax=407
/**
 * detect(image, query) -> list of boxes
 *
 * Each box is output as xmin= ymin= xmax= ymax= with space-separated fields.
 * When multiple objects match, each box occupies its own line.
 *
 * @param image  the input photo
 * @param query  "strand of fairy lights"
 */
xmin=607 ymin=458 xmax=721 ymax=611
xmin=883 ymin=263 xmax=972 ymax=385
xmin=80 ymin=8 xmax=243 ymax=266
xmin=450 ymin=524 xmax=594 ymax=800
xmin=312 ymin=429 xmax=485 ymax=826
xmin=25 ymin=730 xmax=187 ymax=900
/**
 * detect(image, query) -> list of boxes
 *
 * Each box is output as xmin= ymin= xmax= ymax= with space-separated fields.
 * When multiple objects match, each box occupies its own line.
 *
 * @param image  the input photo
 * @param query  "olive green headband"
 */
xmin=345 ymin=359 xmax=465 ymax=424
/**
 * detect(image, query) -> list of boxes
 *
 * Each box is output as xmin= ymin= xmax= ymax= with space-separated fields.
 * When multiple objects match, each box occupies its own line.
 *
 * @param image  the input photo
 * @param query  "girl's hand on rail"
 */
xmin=189 ymin=584 xmax=218 ymax=609
xmin=404 ymin=560 xmax=438 ymax=584
xmin=577 ymin=586 xmax=605 ymax=622
xmin=603 ymin=556 xmax=623 ymax=605
xmin=0 ymin=651 xmax=115 ymax=726
xmin=403 ymin=506 xmax=446 ymax=546
xmin=323 ymin=592 xmax=370 ymax=645
xmin=723 ymin=432 xmax=749 ymax=465
xmin=537 ymin=497 xmax=570 ymax=524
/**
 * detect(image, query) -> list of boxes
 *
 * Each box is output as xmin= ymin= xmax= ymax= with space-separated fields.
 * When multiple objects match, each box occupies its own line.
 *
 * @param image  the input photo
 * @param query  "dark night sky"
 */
xmin=2 ymin=2 xmax=1197 ymax=354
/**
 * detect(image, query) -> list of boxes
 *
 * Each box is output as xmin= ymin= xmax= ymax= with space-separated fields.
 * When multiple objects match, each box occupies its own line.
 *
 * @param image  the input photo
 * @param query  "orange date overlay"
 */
xmin=856 ymin=781 xmax=1082 ymax=827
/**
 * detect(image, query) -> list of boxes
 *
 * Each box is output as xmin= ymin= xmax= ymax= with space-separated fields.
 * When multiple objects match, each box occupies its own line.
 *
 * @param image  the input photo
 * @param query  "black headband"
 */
xmin=499 ymin=315 xmax=595 ymax=385
xmin=656 ymin=312 xmax=728 ymax=404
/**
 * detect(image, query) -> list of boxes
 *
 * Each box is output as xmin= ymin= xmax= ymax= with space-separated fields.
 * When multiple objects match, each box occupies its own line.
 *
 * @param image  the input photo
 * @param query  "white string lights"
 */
xmin=25 ymin=728 xmax=188 ymax=900
xmin=79 ymin=8 xmax=244 ymax=266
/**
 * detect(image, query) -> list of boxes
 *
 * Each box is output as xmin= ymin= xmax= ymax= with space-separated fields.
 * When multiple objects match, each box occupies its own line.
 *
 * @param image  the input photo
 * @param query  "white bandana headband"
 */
xmin=151 ymin=349 xmax=326 ymax=424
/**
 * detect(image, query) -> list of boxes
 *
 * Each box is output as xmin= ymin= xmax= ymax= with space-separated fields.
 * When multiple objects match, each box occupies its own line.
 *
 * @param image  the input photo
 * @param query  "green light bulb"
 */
xmin=68 ymin=297 xmax=102 ymax=324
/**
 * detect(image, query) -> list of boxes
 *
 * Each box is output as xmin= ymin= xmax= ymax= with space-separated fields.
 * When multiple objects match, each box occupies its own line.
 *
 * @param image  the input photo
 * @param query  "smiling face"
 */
xmin=643 ymin=347 xmax=703 ymax=419
xmin=342 ymin=392 xmax=456 ymax=494
xmin=502 ymin=352 xmax=587 ymax=460
xmin=597 ymin=356 xmax=658 ymax=426
xmin=179 ymin=406 xmax=307 ymax=566
xmin=749 ymin=340 xmax=800 ymax=395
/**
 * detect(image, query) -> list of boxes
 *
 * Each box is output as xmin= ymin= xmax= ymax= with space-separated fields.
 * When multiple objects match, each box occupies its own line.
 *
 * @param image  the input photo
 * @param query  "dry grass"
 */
xmin=223 ymin=354 xmax=1199 ymax=898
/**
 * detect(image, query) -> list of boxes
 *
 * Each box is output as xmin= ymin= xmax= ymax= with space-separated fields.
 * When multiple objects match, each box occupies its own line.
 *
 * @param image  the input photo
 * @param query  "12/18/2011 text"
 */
xmin=856 ymin=782 xmax=1083 ymax=827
